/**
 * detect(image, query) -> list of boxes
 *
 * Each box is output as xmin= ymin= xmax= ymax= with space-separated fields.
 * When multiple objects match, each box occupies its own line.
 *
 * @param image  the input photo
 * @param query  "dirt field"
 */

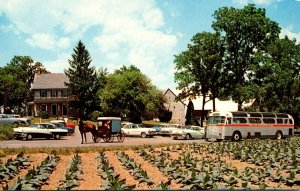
xmin=1 ymin=139 xmax=299 ymax=190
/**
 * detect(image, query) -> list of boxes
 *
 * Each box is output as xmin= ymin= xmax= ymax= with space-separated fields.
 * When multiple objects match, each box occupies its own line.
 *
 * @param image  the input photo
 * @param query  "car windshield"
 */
xmin=29 ymin=124 xmax=39 ymax=128
xmin=191 ymin=126 xmax=202 ymax=131
xmin=207 ymin=116 xmax=226 ymax=124
xmin=136 ymin=124 xmax=146 ymax=128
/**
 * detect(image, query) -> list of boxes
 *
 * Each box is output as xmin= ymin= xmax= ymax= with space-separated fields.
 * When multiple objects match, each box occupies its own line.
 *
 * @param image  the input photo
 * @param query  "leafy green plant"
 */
xmin=10 ymin=155 xmax=60 ymax=190
xmin=97 ymin=152 xmax=135 ymax=190
xmin=117 ymin=151 xmax=154 ymax=186
xmin=57 ymin=153 xmax=82 ymax=190
xmin=0 ymin=152 xmax=31 ymax=181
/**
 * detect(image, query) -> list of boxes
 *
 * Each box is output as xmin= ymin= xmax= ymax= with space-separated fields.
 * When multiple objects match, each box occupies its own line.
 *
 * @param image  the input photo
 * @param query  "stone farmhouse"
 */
xmin=163 ymin=89 xmax=241 ymax=125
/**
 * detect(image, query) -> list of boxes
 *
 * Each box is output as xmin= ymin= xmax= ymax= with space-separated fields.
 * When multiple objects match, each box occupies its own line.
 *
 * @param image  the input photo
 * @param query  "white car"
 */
xmin=122 ymin=124 xmax=157 ymax=138
xmin=170 ymin=125 xmax=205 ymax=140
xmin=13 ymin=123 xmax=68 ymax=140
xmin=159 ymin=124 xmax=183 ymax=136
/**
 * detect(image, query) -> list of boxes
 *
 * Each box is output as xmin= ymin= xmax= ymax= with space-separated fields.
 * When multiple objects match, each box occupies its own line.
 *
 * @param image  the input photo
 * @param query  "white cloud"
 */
xmin=25 ymin=33 xmax=70 ymax=49
xmin=280 ymin=27 xmax=300 ymax=43
xmin=0 ymin=0 xmax=178 ymax=89
xmin=42 ymin=53 xmax=70 ymax=73
xmin=233 ymin=0 xmax=281 ymax=4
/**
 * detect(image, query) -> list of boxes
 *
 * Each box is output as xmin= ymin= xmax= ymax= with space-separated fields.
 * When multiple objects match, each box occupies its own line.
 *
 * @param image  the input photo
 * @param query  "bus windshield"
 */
xmin=208 ymin=116 xmax=226 ymax=124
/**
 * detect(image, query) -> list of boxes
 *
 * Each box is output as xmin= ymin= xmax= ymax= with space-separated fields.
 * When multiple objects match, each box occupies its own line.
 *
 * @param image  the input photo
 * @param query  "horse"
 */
xmin=79 ymin=120 xmax=96 ymax=144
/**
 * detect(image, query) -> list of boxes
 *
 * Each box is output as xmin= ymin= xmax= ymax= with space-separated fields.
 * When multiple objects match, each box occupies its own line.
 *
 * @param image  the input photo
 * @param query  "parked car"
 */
xmin=152 ymin=125 xmax=162 ymax=132
xmin=170 ymin=125 xmax=205 ymax=140
xmin=159 ymin=124 xmax=183 ymax=136
xmin=13 ymin=123 xmax=68 ymax=140
xmin=122 ymin=124 xmax=157 ymax=138
xmin=50 ymin=120 xmax=76 ymax=129
xmin=0 ymin=114 xmax=22 ymax=127
xmin=50 ymin=122 xmax=75 ymax=135
xmin=121 ymin=122 xmax=133 ymax=127
xmin=5 ymin=114 xmax=32 ymax=125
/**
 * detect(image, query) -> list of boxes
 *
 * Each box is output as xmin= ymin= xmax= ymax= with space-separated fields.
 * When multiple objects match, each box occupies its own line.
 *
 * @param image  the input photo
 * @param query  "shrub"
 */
xmin=88 ymin=111 xmax=102 ymax=121
xmin=39 ymin=111 xmax=49 ymax=119
xmin=159 ymin=109 xmax=172 ymax=122
xmin=0 ymin=125 xmax=14 ymax=141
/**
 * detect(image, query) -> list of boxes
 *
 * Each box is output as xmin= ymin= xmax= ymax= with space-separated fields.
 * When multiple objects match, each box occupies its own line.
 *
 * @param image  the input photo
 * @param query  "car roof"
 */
xmin=97 ymin=117 xmax=121 ymax=121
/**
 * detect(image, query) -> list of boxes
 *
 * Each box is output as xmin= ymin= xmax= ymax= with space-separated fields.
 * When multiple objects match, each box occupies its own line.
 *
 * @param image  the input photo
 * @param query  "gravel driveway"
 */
xmin=0 ymin=127 xmax=207 ymax=148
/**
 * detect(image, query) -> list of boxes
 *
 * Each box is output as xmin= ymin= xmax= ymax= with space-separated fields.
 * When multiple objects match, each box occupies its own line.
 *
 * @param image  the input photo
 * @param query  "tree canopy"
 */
xmin=99 ymin=65 xmax=166 ymax=123
xmin=174 ymin=3 xmax=300 ymax=127
xmin=212 ymin=4 xmax=281 ymax=109
xmin=0 ymin=56 xmax=48 ymax=114
xmin=64 ymin=41 xmax=100 ymax=118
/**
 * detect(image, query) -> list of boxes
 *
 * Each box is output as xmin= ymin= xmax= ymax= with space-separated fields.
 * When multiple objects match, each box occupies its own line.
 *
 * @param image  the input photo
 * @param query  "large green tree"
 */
xmin=64 ymin=41 xmax=99 ymax=118
xmin=0 ymin=56 xmax=48 ymax=114
xmin=174 ymin=32 xmax=225 ymax=125
xmin=99 ymin=65 xmax=165 ymax=123
xmin=251 ymin=36 xmax=300 ymax=126
xmin=212 ymin=4 xmax=281 ymax=110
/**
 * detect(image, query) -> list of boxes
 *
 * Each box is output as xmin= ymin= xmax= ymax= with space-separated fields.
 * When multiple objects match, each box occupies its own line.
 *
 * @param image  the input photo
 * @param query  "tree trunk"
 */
xmin=212 ymin=97 xmax=216 ymax=112
xmin=3 ymin=90 xmax=7 ymax=114
xmin=201 ymin=94 xmax=206 ymax=127
xmin=238 ymin=100 xmax=243 ymax=111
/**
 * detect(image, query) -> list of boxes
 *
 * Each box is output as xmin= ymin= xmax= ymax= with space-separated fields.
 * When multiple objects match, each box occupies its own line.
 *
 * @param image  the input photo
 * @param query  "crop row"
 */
xmin=0 ymin=152 xmax=31 ymax=184
xmin=97 ymin=151 xmax=135 ymax=190
xmin=57 ymin=153 xmax=82 ymax=190
xmin=135 ymin=138 xmax=300 ymax=189
xmin=10 ymin=155 xmax=60 ymax=190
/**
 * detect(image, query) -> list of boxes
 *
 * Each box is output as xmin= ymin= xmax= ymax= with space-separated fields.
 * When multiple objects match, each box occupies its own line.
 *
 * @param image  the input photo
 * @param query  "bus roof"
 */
xmin=209 ymin=111 xmax=292 ymax=119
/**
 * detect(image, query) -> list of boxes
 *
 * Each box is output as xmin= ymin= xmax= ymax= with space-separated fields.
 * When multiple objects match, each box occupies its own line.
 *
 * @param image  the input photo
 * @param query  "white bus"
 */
xmin=206 ymin=111 xmax=294 ymax=141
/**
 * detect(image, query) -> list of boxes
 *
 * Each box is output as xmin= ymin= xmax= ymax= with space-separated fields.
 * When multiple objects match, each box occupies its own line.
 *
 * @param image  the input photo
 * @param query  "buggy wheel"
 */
xmin=104 ymin=131 xmax=114 ymax=142
xmin=93 ymin=136 xmax=101 ymax=143
xmin=117 ymin=130 xmax=126 ymax=142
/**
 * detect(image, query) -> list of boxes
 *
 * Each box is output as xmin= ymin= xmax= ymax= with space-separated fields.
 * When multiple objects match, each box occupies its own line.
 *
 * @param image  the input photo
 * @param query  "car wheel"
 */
xmin=275 ymin=131 xmax=283 ymax=140
xmin=54 ymin=134 xmax=61 ymax=140
xmin=173 ymin=136 xmax=178 ymax=140
xmin=141 ymin=132 xmax=147 ymax=138
xmin=185 ymin=134 xmax=191 ymax=140
xmin=13 ymin=122 xmax=19 ymax=128
xmin=26 ymin=134 xmax=33 ymax=140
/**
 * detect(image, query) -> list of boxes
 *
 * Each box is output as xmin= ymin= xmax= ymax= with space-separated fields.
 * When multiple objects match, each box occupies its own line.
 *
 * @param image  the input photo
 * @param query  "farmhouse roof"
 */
xmin=31 ymin=73 xmax=69 ymax=89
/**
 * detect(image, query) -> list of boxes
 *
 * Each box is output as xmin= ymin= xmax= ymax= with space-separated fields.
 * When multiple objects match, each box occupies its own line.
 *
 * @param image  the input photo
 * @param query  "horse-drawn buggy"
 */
xmin=92 ymin=117 xmax=125 ymax=143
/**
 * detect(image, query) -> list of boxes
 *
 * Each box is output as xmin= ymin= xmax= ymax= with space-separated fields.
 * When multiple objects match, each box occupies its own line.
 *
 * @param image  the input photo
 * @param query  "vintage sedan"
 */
xmin=122 ymin=124 xmax=157 ymax=138
xmin=50 ymin=120 xmax=76 ymax=129
xmin=170 ymin=125 xmax=205 ymax=140
xmin=50 ymin=122 xmax=75 ymax=135
xmin=159 ymin=124 xmax=183 ymax=136
xmin=5 ymin=114 xmax=32 ymax=125
xmin=0 ymin=114 xmax=22 ymax=127
xmin=13 ymin=123 xmax=68 ymax=140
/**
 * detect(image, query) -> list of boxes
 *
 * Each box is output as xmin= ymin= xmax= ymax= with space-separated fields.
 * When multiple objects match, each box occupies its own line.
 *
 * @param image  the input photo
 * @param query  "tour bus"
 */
xmin=206 ymin=111 xmax=294 ymax=141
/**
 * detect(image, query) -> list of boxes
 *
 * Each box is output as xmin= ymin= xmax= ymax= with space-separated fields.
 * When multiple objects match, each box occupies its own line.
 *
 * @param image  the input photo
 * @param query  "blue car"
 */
xmin=49 ymin=122 xmax=75 ymax=135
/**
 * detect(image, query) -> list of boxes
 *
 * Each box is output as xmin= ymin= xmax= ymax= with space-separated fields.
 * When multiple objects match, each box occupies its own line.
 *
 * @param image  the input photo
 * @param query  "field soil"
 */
xmin=1 ymin=142 xmax=299 ymax=190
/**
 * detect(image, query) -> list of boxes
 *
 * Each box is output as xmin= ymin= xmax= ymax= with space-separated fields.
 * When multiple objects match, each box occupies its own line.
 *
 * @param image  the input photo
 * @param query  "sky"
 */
xmin=0 ymin=0 xmax=300 ymax=90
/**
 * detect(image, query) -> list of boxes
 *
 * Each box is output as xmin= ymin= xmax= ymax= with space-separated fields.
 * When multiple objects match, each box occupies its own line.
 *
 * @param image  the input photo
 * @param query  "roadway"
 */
xmin=0 ymin=127 xmax=207 ymax=148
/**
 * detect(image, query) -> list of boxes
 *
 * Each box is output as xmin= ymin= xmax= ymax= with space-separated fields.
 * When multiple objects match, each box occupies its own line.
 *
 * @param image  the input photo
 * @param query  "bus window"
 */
xmin=233 ymin=118 xmax=247 ymax=124
xmin=227 ymin=118 xmax=232 ymax=124
xmin=277 ymin=119 xmax=283 ymax=124
xmin=289 ymin=119 xmax=293 ymax=124
xmin=207 ymin=116 xmax=225 ymax=124
xmin=263 ymin=118 xmax=275 ymax=124
xmin=249 ymin=118 xmax=261 ymax=124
